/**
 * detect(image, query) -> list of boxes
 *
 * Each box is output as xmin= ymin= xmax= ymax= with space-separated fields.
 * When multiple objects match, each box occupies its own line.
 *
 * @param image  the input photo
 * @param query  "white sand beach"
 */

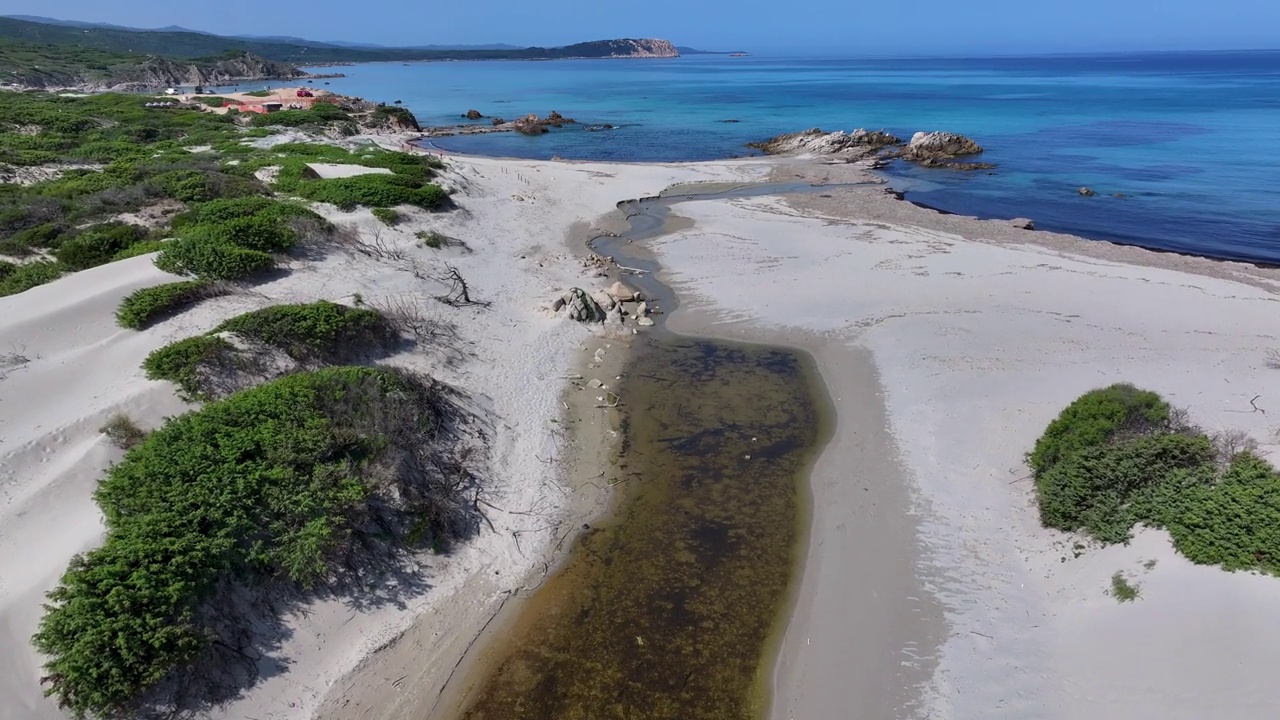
xmin=7 ymin=148 xmax=1280 ymax=720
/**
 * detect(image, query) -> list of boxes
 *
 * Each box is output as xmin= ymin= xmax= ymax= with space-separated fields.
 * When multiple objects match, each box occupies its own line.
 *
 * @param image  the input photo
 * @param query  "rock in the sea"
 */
xmin=491 ymin=117 xmax=505 ymax=126
xmin=637 ymin=317 xmax=656 ymax=327
xmin=1009 ymin=218 xmax=1036 ymax=230
xmin=464 ymin=109 xmax=484 ymax=120
xmin=636 ymin=301 xmax=650 ymax=316
xmin=1079 ymin=186 xmax=1097 ymax=197
xmin=565 ymin=288 xmax=605 ymax=323
xmin=905 ymin=131 xmax=983 ymax=159
xmin=608 ymin=281 xmax=641 ymax=303
xmin=748 ymin=127 xmax=903 ymax=158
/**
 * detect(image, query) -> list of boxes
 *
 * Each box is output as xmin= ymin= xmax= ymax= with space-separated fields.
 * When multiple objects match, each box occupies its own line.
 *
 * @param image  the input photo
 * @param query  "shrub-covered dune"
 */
xmin=1032 ymin=383 xmax=1280 ymax=574
xmin=32 ymin=366 xmax=476 ymax=719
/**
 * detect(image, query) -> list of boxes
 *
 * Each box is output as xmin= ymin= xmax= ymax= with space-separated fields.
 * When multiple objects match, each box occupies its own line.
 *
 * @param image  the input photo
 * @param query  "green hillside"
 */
xmin=0 ymin=16 xmax=679 ymax=64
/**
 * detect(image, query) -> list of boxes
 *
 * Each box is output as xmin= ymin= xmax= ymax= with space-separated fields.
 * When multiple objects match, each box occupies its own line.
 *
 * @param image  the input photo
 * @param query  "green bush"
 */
xmin=1029 ymin=384 xmax=1170 ymax=476
xmin=1032 ymin=385 xmax=1280 ymax=575
xmin=1036 ymin=433 xmax=1214 ymax=543
xmin=0 ymin=260 xmax=63 ymax=297
xmin=155 ymin=240 xmax=275 ymax=281
xmin=142 ymin=335 xmax=239 ymax=400
xmin=214 ymin=301 xmax=396 ymax=361
xmin=52 ymin=222 xmax=147 ymax=270
xmin=372 ymin=207 xmax=400 ymax=225
xmin=116 ymin=280 xmax=228 ymax=330
xmin=296 ymin=174 xmax=448 ymax=211
xmin=32 ymin=367 xmax=448 ymax=718
xmin=111 ymin=239 xmax=170 ymax=261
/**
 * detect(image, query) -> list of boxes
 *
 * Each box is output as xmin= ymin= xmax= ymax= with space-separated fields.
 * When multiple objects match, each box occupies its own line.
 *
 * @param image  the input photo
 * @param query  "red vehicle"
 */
xmin=296 ymin=89 xmax=314 ymax=98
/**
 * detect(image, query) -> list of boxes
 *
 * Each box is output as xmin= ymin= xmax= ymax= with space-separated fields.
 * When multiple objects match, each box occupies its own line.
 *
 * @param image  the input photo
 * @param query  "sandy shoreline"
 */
xmin=8 ymin=146 xmax=1280 ymax=720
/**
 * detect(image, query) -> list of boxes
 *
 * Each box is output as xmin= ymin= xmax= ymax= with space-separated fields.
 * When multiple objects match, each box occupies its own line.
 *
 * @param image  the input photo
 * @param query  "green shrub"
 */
xmin=33 ymin=367 xmax=448 ymax=718
xmin=155 ymin=240 xmax=275 ymax=281
xmin=0 ymin=260 xmax=15 ymax=280
xmin=215 ymin=301 xmax=395 ymax=361
xmin=372 ymin=207 xmax=400 ymax=225
xmin=1036 ymin=433 xmax=1214 ymax=543
xmin=53 ymin=222 xmax=147 ymax=270
xmin=192 ymin=96 xmax=230 ymax=107
xmin=0 ymin=260 xmax=63 ymax=297
xmin=180 ymin=216 xmax=297 ymax=253
xmin=1032 ymin=385 xmax=1280 ymax=575
xmin=1110 ymin=572 xmax=1140 ymax=602
xmin=116 ymin=280 xmax=228 ymax=330
xmin=416 ymin=230 xmax=443 ymax=249
xmin=142 ymin=335 xmax=239 ymax=400
xmin=296 ymin=174 xmax=448 ymax=211
xmin=243 ymin=90 xmax=273 ymax=97
xmin=100 ymin=413 xmax=147 ymax=449
xmin=111 ymin=239 xmax=170 ymax=261
xmin=1029 ymin=384 xmax=1170 ymax=476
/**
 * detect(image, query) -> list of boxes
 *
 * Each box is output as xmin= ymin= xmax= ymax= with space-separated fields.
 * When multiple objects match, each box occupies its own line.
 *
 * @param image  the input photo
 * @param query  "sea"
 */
xmin=258 ymin=52 xmax=1279 ymax=262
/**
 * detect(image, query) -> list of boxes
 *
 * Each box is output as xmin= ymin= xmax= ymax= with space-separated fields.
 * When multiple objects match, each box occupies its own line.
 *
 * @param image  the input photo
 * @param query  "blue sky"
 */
xmin=10 ymin=0 xmax=1280 ymax=54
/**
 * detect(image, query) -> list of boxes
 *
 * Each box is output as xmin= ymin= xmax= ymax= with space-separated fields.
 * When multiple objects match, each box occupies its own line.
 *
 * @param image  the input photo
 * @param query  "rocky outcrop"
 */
xmin=1079 ymin=187 xmax=1097 ymax=197
xmin=110 ymin=53 xmax=312 ymax=90
xmin=748 ymin=128 xmax=903 ymax=158
xmin=1008 ymin=218 xmax=1036 ymax=230
xmin=464 ymin=109 xmax=484 ymax=120
xmin=512 ymin=111 xmax=577 ymax=135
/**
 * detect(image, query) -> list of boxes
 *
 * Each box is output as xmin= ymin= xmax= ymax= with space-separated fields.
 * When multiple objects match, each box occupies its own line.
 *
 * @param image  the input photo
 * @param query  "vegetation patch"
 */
xmin=33 ymin=366 xmax=475 ymax=719
xmin=99 ymin=413 xmax=147 ymax=450
xmin=154 ymin=240 xmax=275 ymax=281
xmin=143 ymin=301 xmax=399 ymax=400
xmin=214 ymin=301 xmax=397 ymax=362
xmin=51 ymin=222 xmax=148 ymax=271
xmin=116 ymin=280 xmax=230 ymax=330
xmin=372 ymin=207 xmax=400 ymax=225
xmin=1110 ymin=571 xmax=1141 ymax=602
xmin=141 ymin=335 xmax=241 ymax=400
xmin=1032 ymin=383 xmax=1280 ymax=574
xmin=0 ymin=261 xmax=63 ymax=297
xmin=249 ymin=102 xmax=350 ymax=127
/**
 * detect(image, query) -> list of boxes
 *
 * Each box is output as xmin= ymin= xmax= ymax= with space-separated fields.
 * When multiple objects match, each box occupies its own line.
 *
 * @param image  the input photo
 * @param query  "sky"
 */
xmin=8 ymin=0 xmax=1280 ymax=54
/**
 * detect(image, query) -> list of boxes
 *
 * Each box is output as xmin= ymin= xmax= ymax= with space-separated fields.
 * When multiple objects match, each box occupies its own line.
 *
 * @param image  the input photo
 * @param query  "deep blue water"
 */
xmin=275 ymin=53 xmax=1280 ymax=262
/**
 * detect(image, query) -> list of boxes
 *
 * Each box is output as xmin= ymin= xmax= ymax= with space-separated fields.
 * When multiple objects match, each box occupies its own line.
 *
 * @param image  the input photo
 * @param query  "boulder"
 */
xmin=1009 ymin=218 xmax=1036 ymax=230
xmin=1079 ymin=186 xmax=1097 ymax=197
xmin=637 ymin=317 xmax=655 ymax=327
xmin=565 ymin=288 xmax=605 ymax=323
xmin=464 ymin=109 xmax=483 ymax=120
xmin=608 ymin=281 xmax=641 ymax=303
xmin=491 ymin=117 xmax=505 ymax=126
xmin=882 ymin=187 xmax=905 ymax=200
xmin=636 ymin=301 xmax=650 ymax=316
xmin=592 ymin=290 xmax=617 ymax=311
xmin=905 ymin=131 xmax=983 ymax=159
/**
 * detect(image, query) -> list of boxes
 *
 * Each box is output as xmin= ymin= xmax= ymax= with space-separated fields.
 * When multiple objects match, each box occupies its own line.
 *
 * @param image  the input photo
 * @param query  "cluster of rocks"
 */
xmin=552 ymin=281 xmax=655 ymax=328
xmin=750 ymin=127 xmax=994 ymax=171
xmin=513 ymin=111 xmax=576 ymax=135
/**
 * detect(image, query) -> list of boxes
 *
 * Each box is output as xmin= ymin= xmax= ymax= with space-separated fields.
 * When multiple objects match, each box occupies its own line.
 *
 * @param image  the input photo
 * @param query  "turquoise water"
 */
xmin=277 ymin=53 xmax=1279 ymax=261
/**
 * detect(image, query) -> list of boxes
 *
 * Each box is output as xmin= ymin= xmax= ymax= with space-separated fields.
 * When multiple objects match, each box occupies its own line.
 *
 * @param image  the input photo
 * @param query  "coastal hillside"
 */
xmin=0 ymin=16 xmax=680 ymax=63
xmin=0 ymin=41 xmax=309 ymax=89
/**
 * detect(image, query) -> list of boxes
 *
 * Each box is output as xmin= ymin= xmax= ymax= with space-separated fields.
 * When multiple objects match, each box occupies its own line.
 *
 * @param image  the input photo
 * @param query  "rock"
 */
xmin=882 ymin=187 xmax=905 ymax=200
xmin=747 ymin=127 xmax=903 ymax=158
xmin=721 ymin=119 xmax=741 ymax=123
xmin=464 ymin=109 xmax=484 ymax=120
xmin=1009 ymin=218 xmax=1036 ymax=230
xmin=588 ymin=378 xmax=604 ymax=389
xmin=608 ymin=281 xmax=640 ymax=302
xmin=551 ymin=296 xmax=566 ymax=312
xmin=1079 ymin=187 xmax=1097 ymax=197
xmin=491 ymin=117 xmax=505 ymax=126
xmin=565 ymin=288 xmax=605 ymax=323
xmin=607 ymin=305 xmax=624 ymax=325
xmin=636 ymin=301 xmax=650 ymax=316
xmin=592 ymin=290 xmax=617 ymax=311
xmin=905 ymin=131 xmax=983 ymax=159
xmin=637 ymin=317 xmax=655 ymax=327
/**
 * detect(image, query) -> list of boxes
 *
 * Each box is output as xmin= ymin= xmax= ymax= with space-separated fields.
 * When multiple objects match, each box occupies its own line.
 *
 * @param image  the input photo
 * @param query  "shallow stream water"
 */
xmin=450 ymin=186 xmax=832 ymax=719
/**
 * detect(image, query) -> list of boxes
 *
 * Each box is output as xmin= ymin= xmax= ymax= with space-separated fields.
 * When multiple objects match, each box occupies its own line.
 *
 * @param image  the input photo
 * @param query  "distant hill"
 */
xmin=0 ymin=16 xmax=676 ymax=62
